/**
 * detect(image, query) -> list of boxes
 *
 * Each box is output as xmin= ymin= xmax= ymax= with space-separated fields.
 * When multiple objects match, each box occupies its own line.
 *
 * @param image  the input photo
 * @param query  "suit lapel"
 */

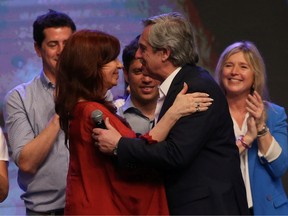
xmin=158 ymin=68 xmax=186 ymax=121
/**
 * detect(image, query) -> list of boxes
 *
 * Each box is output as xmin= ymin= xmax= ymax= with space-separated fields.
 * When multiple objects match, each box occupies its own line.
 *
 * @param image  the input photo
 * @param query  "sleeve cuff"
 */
xmin=258 ymin=137 xmax=282 ymax=162
xmin=139 ymin=133 xmax=158 ymax=144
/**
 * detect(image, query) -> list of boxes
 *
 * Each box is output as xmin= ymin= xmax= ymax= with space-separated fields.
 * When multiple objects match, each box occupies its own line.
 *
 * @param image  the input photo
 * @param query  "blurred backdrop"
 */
xmin=0 ymin=0 xmax=287 ymax=213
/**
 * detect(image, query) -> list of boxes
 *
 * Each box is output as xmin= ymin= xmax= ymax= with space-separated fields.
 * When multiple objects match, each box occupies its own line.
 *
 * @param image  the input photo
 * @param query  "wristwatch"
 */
xmin=257 ymin=124 xmax=269 ymax=137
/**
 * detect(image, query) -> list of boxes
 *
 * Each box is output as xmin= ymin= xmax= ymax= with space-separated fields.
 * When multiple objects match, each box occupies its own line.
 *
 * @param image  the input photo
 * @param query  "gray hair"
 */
xmin=142 ymin=12 xmax=199 ymax=66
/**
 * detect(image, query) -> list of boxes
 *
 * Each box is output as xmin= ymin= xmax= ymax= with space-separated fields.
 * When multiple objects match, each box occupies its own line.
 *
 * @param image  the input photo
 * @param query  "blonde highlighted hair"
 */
xmin=214 ymin=41 xmax=269 ymax=101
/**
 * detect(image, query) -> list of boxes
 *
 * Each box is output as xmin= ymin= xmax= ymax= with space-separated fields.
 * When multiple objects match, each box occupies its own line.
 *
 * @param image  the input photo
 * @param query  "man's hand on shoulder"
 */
xmin=92 ymin=117 xmax=121 ymax=155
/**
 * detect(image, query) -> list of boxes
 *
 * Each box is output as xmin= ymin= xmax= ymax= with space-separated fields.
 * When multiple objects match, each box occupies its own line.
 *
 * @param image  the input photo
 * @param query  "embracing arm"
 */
xmin=148 ymin=83 xmax=212 ymax=142
xmin=93 ymin=83 xmax=212 ymax=154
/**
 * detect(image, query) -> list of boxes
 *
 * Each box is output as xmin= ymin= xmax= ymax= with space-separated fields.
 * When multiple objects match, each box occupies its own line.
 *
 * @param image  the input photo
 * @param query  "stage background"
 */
xmin=0 ymin=0 xmax=287 ymax=214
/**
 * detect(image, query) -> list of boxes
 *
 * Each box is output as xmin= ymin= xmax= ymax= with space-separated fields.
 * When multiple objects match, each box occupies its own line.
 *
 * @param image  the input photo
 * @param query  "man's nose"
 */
xmin=57 ymin=44 xmax=65 ymax=55
xmin=135 ymin=48 xmax=142 ymax=59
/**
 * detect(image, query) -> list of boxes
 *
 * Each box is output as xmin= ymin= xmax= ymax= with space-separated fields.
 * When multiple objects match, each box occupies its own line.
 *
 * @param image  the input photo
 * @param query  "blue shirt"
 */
xmin=117 ymin=95 xmax=155 ymax=135
xmin=3 ymin=71 xmax=68 ymax=211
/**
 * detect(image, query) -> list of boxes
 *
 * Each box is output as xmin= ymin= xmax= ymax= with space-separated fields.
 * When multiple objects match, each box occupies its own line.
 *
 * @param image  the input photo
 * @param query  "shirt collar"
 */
xmin=159 ymin=67 xmax=182 ymax=97
xmin=40 ymin=70 xmax=55 ymax=89
xmin=121 ymin=95 xmax=148 ymax=118
xmin=232 ymin=112 xmax=250 ymax=137
xmin=121 ymin=95 xmax=135 ymax=112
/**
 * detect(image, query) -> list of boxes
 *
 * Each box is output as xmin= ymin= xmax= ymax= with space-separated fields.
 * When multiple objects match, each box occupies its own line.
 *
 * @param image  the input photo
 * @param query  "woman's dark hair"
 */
xmin=55 ymin=29 xmax=120 ymax=142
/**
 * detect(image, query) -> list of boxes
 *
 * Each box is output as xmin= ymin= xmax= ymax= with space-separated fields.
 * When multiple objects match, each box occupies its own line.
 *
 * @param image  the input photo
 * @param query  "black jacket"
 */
xmin=118 ymin=64 xmax=249 ymax=215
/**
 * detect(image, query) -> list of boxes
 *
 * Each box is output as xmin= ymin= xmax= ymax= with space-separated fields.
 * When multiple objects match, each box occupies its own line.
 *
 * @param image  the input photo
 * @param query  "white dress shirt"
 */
xmin=155 ymin=67 xmax=182 ymax=122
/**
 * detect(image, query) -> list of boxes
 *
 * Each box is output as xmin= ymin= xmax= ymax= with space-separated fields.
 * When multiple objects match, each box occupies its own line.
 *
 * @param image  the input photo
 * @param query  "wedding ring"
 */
xmin=196 ymin=106 xmax=200 ymax=112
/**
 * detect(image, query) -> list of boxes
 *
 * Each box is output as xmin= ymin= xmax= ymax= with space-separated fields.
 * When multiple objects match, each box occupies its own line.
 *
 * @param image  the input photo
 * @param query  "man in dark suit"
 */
xmin=94 ymin=12 xmax=249 ymax=215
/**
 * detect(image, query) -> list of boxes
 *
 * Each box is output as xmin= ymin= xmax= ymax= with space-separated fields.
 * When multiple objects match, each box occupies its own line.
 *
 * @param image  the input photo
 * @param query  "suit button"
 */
xmin=266 ymin=195 xmax=272 ymax=201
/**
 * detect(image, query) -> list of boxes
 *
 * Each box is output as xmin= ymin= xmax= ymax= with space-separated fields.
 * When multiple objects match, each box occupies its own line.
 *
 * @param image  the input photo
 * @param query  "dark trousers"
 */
xmin=249 ymin=207 xmax=254 ymax=215
xmin=26 ymin=208 xmax=64 ymax=216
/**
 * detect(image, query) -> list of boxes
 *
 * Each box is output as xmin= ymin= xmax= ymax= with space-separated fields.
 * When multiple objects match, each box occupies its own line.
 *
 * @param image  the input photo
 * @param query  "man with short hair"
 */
xmin=4 ymin=10 xmax=76 ymax=215
xmin=94 ymin=12 xmax=249 ymax=215
xmin=117 ymin=35 xmax=160 ymax=134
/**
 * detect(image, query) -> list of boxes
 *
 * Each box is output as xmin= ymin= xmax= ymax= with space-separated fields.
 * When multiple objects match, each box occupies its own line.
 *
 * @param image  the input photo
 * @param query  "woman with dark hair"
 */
xmin=55 ymin=29 xmax=212 ymax=215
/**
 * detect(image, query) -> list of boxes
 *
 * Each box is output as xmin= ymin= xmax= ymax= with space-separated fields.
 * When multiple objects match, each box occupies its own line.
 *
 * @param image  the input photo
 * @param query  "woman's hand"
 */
xmin=169 ymin=82 xmax=213 ymax=119
xmin=246 ymin=91 xmax=265 ymax=130
xmin=236 ymin=115 xmax=257 ymax=153
xmin=245 ymin=115 xmax=257 ymax=143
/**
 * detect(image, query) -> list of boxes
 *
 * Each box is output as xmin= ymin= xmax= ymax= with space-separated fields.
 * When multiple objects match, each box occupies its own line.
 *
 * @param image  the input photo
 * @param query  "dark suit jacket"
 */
xmin=118 ymin=64 xmax=249 ymax=215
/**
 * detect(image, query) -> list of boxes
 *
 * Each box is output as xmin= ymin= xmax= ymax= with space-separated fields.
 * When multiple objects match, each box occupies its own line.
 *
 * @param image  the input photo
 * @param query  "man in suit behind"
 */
xmin=94 ymin=12 xmax=249 ymax=215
